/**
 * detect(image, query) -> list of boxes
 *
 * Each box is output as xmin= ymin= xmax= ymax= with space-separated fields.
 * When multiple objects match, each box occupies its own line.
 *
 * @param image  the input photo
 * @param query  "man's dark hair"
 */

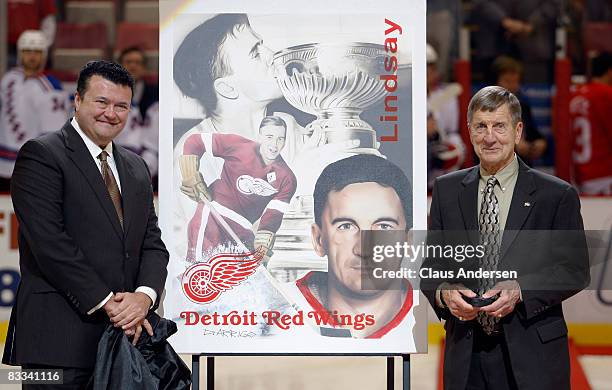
xmin=313 ymin=155 xmax=412 ymax=229
xmin=591 ymin=52 xmax=612 ymax=78
xmin=491 ymin=56 xmax=523 ymax=80
xmin=118 ymin=46 xmax=147 ymax=65
xmin=174 ymin=14 xmax=250 ymax=117
xmin=76 ymin=60 xmax=134 ymax=97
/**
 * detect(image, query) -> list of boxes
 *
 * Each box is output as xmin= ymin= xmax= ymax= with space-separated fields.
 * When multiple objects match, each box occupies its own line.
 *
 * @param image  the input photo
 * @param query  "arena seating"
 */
xmin=64 ymin=1 xmax=117 ymax=44
xmin=48 ymin=1 xmax=158 ymax=83
xmin=124 ymin=0 xmax=158 ymax=24
xmin=114 ymin=22 xmax=159 ymax=72
xmin=52 ymin=22 xmax=109 ymax=74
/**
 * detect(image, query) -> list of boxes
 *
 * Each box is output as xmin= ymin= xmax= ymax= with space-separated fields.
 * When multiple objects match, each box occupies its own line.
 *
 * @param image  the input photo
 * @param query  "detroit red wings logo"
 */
xmin=181 ymin=252 xmax=262 ymax=304
xmin=236 ymin=174 xmax=278 ymax=196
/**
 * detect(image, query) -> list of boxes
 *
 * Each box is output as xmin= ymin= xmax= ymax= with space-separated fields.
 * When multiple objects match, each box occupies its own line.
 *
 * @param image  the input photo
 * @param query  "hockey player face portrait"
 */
xmin=217 ymin=24 xmax=281 ymax=104
xmin=258 ymin=124 xmax=286 ymax=164
xmin=74 ymin=75 xmax=132 ymax=147
xmin=311 ymin=182 xmax=408 ymax=296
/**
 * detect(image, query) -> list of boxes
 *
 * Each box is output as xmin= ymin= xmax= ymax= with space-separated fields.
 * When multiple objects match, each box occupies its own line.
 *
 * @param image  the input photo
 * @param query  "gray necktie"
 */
xmin=477 ymin=176 xmax=501 ymax=334
xmin=98 ymin=151 xmax=123 ymax=228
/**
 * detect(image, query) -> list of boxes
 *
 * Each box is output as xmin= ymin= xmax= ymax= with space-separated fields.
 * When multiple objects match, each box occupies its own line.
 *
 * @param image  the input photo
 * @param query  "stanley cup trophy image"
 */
xmin=269 ymin=42 xmax=400 ymax=280
xmin=273 ymin=42 xmax=390 ymax=154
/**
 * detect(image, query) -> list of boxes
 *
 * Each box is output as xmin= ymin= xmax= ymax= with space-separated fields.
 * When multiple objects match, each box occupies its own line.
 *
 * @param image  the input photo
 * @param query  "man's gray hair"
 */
xmin=467 ymin=86 xmax=522 ymax=126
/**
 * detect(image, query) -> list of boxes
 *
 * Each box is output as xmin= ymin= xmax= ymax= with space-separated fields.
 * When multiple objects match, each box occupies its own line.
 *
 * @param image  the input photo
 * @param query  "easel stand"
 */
xmin=192 ymin=354 xmax=411 ymax=390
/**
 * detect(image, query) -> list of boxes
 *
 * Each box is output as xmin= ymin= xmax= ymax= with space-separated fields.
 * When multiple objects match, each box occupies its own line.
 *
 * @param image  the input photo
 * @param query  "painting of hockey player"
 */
xmin=172 ymin=15 xmax=367 ymax=255
xmin=172 ymin=14 xmax=285 ymax=265
xmin=173 ymin=14 xmax=294 ymax=184
xmin=284 ymin=155 xmax=417 ymax=341
xmin=172 ymin=13 xmax=364 ymax=156
xmin=0 ymin=30 xmax=68 ymax=191
xmin=179 ymin=115 xmax=297 ymax=264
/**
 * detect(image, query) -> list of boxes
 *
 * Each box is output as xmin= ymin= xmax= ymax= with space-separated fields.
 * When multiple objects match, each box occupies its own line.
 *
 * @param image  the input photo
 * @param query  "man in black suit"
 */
xmin=423 ymin=86 xmax=589 ymax=390
xmin=2 ymin=61 xmax=168 ymax=388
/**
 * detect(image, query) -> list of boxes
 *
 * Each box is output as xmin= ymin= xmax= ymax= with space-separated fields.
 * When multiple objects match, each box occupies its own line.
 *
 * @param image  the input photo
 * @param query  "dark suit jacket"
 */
xmin=422 ymin=158 xmax=589 ymax=390
xmin=2 ymin=121 xmax=169 ymax=368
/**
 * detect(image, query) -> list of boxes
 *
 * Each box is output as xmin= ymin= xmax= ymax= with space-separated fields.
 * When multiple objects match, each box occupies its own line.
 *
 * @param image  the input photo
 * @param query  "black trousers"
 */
xmin=21 ymin=364 xmax=92 ymax=390
xmin=465 ymin=329 xmax=519 ymax=390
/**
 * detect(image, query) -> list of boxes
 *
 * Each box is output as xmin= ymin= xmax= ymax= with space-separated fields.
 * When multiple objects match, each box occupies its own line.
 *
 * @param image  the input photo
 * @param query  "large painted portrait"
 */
xmin=159 ymin=0 xmax=427 ymax=354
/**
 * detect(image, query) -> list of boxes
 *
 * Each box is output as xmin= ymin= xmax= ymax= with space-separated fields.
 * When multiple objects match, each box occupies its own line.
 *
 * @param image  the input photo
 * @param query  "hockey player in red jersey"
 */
xmin=180 ymin=116 xmax=297 ymax=262
xmin=570 ymin=52 xmax=612 ymax=195
xmin=283 ymin=154 xmax=416 ymax=339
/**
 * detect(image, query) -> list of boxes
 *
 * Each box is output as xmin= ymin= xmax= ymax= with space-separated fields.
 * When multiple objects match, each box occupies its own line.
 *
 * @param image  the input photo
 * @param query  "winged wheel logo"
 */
xmin=181 ymin=252 xmax=262 ymax=304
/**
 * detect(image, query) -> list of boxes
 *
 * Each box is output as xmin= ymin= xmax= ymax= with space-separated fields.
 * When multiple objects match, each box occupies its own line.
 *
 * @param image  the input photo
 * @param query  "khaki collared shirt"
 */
xmin=436 ymin=154 xmax=523 ymax=308
xmin=436 ymin=155 xmax=521 ymax=308
xmin=477 ymin=154 xmax=519 ymax=230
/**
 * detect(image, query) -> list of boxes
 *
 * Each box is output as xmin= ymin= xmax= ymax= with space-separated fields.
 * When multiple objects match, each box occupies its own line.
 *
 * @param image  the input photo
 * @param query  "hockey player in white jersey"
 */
xmin=114 ymin=101 xmax=159 ymax=181
xmin=0 ymin=30 xmax=69 ymax=188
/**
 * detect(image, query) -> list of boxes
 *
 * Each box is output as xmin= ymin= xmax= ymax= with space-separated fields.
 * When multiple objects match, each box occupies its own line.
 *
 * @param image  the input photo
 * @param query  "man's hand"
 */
xmin=481 ymin=280 xmax=521 ymax=318
xmin=103 ymin=295 xmax=121 ymax=318
xmin=254 ymin=230 xmax=275 ymax=266
xmin=123 ymin=318 xmax=154 ymax=346
xmin=180 ymin=172 xmax=211 ymax=202
xmin=502 ymin=18 xmax=530 ymax=35
xmin=109 ymin=292 xmax=152 ymax=330
xmin=440 ymin=283 xmax=480 ymax=321
xmin=179 ymin=155 xmax=212 ymax=202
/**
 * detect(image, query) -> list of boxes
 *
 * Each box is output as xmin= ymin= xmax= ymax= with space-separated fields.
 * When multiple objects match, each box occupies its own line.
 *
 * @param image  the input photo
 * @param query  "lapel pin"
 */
xmin=524 ymin=202 xmax=531 ymax=207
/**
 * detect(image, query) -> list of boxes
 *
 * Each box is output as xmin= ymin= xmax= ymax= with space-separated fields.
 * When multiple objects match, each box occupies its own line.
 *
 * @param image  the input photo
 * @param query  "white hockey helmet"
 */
xmin=17 ymin=30 xmax=48 ymax=55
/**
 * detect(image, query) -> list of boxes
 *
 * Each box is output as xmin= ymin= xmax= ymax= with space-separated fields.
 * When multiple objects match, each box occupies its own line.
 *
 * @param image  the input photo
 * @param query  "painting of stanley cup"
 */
xmin=160 ymin=2 xmax=426 ymax=355
xmin=273 ymin=43 xmax=390 ymax=151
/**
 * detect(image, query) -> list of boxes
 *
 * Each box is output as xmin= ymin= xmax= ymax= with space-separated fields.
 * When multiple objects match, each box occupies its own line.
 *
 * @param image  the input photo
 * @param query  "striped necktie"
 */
xmin=98 ymin=151 xmax=123 ymax=228
xmin=477 ymin=176 xmax=501 ymax=334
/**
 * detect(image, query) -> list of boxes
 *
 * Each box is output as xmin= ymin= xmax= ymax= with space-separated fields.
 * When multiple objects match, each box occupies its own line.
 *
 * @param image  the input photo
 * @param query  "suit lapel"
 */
xmin=500 ymin=159 xmax=536 ymax=260
xmin=113 ymin=145 xmax=137 ymax=236
xmin=459 ymin=166 xmax=480 ymax=245
xmin=62 ymin=123 xmax=124 ymax=240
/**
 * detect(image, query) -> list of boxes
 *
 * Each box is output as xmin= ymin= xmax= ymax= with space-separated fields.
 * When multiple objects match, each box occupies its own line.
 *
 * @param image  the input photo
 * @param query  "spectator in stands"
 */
xmin=585 ymin=0 xmax=612 ymax=21
xmin=427 ymin=44 xmax=465 ymax=190
xmin=469 ymin=0 xmax=560 ymax=83
xmin=0 ymin=30 xmax=68 ymax=191
xmin=492 ymin=56 xmax=547 ymax=166
xmin=116 ymin=47 xmax=159 ymax=188
xmin=7 ymin=0 xmax=56 ymax=68
xmin=426 ymin=0 xmax=462 ymax=81
xmin=569 ymin=52 xmax=612 ymax=195
xmin=119 ymin=47 xmax=159 ymax=120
